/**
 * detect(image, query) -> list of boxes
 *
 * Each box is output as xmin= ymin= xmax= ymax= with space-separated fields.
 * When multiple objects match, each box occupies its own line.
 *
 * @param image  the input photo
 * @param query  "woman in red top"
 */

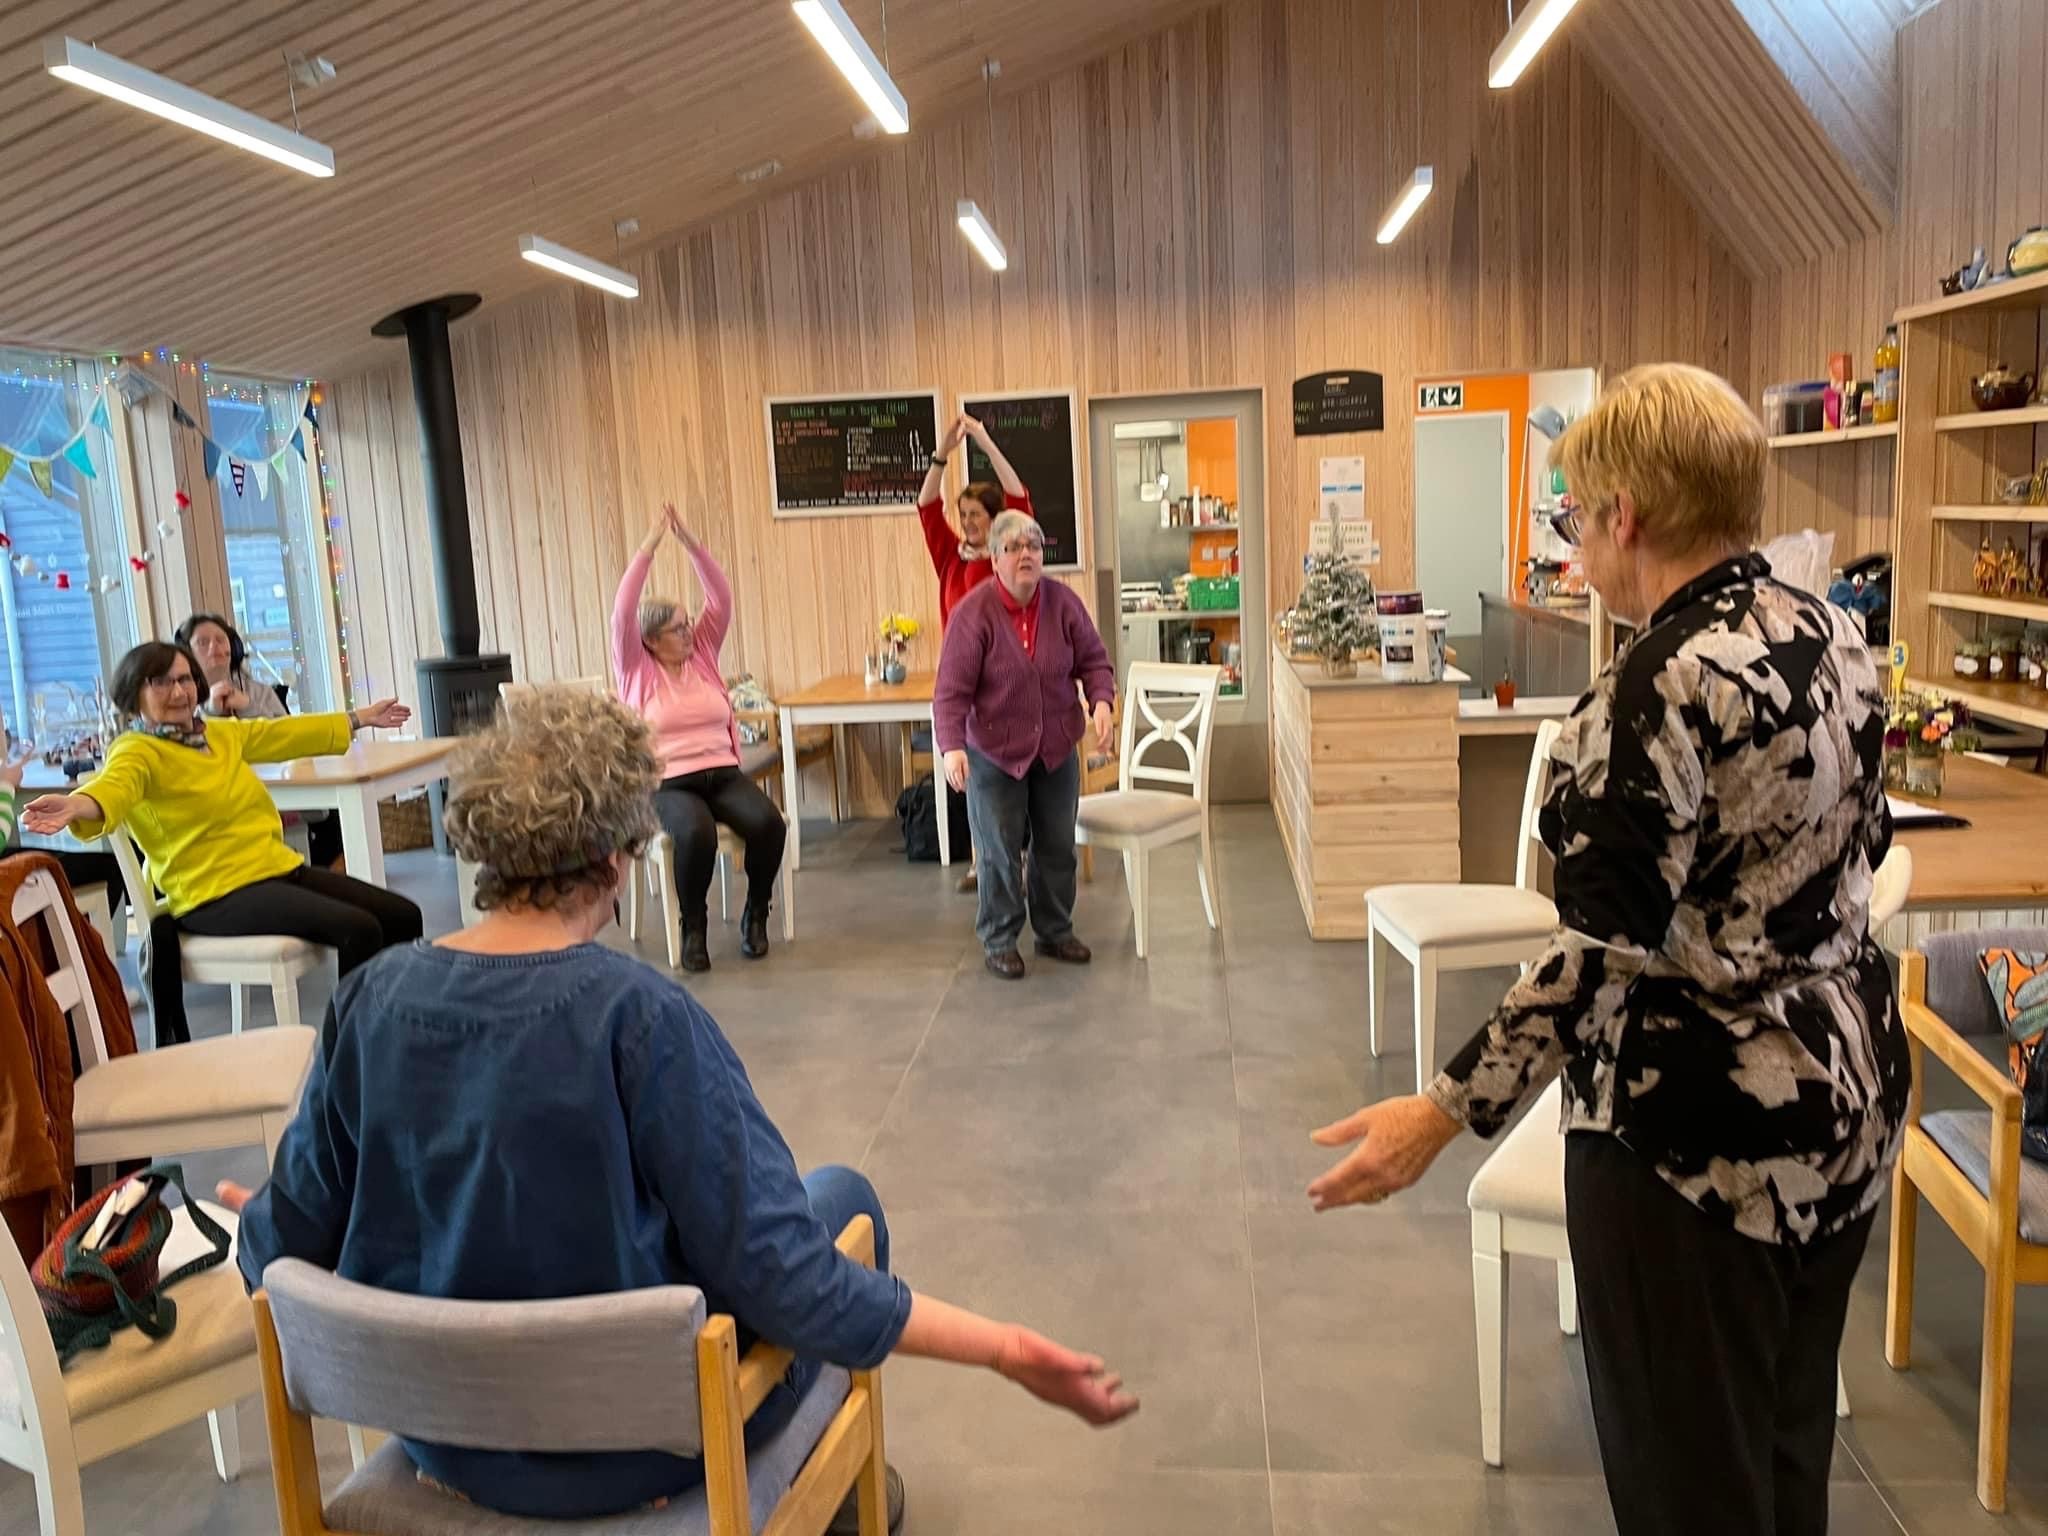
xmin=916 ymin=413 xmax=1032 ymax=627
xmin=917 ymin=413 xmax=1031 ymax=891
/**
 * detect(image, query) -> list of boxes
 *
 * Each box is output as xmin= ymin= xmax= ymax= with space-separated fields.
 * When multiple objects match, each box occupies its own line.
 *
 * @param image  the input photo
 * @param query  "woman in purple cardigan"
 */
xmin=935 ymin=510 xmax=1116 ymax=979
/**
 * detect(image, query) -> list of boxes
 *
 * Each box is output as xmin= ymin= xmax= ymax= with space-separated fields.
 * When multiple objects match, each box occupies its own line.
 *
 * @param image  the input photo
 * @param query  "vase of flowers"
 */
xmin=878 ymin=613 xmax=919 ymax=684
xmin=1886 ymin=691 xmax=1980 ymax=799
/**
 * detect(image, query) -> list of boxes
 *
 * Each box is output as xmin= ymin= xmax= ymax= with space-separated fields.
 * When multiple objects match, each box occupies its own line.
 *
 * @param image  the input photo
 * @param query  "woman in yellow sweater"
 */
xmin=22 ymin=639 xmax=422 ymax=1045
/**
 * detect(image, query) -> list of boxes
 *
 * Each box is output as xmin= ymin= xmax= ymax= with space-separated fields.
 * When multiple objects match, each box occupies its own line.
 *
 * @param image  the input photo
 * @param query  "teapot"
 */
xmin=1973 ymin=364 xmax=2037 ymax=413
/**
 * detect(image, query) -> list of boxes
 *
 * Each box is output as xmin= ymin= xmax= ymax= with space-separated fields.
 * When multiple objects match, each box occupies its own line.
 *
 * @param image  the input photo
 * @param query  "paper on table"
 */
xmin=1886 ymin=794 xmax=1954 ymax=825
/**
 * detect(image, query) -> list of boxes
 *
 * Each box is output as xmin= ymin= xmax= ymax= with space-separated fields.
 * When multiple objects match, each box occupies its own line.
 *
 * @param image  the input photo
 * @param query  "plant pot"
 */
xmin=1321 ymin=654 xmax=1357 ymax=680
xmin=1494 ymin=678 xmax=1517 ymax=708
xmin=1903 ymin=747 xmax=1945 ymax=799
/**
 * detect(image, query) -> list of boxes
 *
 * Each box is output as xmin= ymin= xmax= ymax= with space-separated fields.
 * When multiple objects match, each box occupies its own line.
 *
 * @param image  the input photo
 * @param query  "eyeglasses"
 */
xmin=1548 ymin=506 xmax=1584 ymax=548
xmin=145 ymin=672 xmax=197 ymax=693
xmin=1001 ymin=536 xmax=1045 ymax=555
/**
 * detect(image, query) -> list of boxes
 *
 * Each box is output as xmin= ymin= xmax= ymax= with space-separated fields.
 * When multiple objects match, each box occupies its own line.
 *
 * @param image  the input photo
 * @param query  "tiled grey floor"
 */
xmin=4 ymin=805 xmax=2042 ymax=1533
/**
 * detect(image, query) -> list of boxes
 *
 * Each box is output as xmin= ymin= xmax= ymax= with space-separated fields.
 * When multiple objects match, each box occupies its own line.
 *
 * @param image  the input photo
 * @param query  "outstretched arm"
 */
xmin=613 ymin=507 xmax=668 ymax=684
xmin=671 ymin=511 xmax=732 ymax=658
xmin=964 ymin=414 xmax=1026 ymax=500
xmin=917 ymin=417 xmax=969 ymax=575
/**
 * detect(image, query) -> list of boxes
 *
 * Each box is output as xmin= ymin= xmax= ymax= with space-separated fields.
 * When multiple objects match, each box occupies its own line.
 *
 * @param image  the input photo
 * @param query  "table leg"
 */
xmin=934 ymin=729 xmax=952 ymax=867
xmin=337 ymin=788 xmax=387 ymax=888
xmin=899 ymin=722 xmax=914 ymax=788
xmin=781 ymin=707 xmax=802 ymax=873
xmin=832 ymin=724 xmax=849 ymax=823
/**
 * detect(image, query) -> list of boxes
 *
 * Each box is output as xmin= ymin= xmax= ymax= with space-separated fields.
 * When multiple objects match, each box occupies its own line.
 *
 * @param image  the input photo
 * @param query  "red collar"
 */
xmin=995 ymin=581 xmax=1040 ymax=617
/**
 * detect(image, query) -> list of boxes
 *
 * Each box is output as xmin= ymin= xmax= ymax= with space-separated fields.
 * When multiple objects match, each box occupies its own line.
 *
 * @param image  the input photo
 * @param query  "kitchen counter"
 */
xmin=1478 ymin=591 xmax=1596 ymax=699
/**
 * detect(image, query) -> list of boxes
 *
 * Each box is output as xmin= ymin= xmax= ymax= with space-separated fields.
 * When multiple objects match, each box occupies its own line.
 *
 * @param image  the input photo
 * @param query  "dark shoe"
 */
xmin=1034 ymin=936 xmax=1092 ymax=964
xmin=955 ymin=867 xmax=978 ymax=894
xmin=829 ymin=1464 xmax=905 ymax=1535
xmin=741 ymin=906 xmax=771 ymax=959
xmin=681 ymin=924 xmax=711 ymax=973
xmin=985 ymin=948 xmax=1026 ymax=980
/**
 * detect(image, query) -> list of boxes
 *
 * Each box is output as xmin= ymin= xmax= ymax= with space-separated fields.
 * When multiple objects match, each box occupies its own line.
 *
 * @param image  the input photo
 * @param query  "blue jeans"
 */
xmin=743 ymin=1166 xmax=892 ymax=1449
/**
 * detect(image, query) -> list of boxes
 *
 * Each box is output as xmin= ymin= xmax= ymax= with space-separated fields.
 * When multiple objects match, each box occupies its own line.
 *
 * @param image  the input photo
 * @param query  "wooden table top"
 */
xmin=1895 ymin=755 xmax=2048 ymax=908
xmin=779 ymin=671 xmax=937 ymax=709
xmin=253 ymin=736 xmax=457 ymax=786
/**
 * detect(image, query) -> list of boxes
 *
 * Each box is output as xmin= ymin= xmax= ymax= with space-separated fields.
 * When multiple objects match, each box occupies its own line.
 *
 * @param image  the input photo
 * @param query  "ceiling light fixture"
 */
xmin=1488 ymin=0 xmax=1583 ymax=89
xmin=44 ymin=36 xmax=336 ymax=177
xmin=518 ymin=235 xmax=639 ymax=299
xmin=792 ymin=0 xmax=908 ymax=134
xmin=1376 ymin=166 xmax=1433 ymax=245
xmin=956 ymin=200 xmax=1008 ymax=271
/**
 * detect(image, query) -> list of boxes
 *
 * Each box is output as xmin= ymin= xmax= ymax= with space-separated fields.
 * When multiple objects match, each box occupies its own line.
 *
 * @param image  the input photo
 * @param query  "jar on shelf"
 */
xmin=1989 ymin=635 xmax=2023 ymax=682
xmin=1953 ymin=640 xmax=1989 ymax=679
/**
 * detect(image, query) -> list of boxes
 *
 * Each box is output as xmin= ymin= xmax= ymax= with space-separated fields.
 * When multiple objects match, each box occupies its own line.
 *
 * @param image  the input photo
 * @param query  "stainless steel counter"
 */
xmin=1478 ymin=592 xmax=1594 ymax=700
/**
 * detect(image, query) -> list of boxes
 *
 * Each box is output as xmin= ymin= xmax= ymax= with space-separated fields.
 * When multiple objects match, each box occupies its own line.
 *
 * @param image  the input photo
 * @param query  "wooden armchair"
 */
xmin=255 ymin=1218 xmax=889 ymax=1536
xmin=1888 ymin=928 xmax=2048 ymax=1513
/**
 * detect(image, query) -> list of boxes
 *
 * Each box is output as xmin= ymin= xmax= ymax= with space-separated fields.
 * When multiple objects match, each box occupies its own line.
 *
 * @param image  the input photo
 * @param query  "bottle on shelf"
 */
xmin=1872 ymin=325 xmax=1901 ymax=424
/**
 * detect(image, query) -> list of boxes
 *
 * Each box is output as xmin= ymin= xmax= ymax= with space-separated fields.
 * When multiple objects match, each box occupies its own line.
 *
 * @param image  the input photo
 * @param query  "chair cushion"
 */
xmin=1076 ymin=790 xmax=1201 ymax=839
xmin=322 ymin=1365 xmax=853 ymax=1536
xmin=75 ymin=1027 xmax=317 ymax=1131
xmin=1367 ymin=884 xmax=1557 ymax=948
xmin=176 ymin=932 xmax=324 ymax=969
xmin=1467 ymin=1080 xmax=1568 ymax=1223
xmin=1921 ymin=1110 xmax=2048 ymax=1246
xmin=0 ymin=1202 xmax=251 ymax=1430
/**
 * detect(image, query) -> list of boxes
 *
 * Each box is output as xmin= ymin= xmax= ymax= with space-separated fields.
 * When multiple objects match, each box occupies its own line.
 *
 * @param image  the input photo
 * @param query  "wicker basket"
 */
xmin=378 ymin=791 xmax=436 ymax=853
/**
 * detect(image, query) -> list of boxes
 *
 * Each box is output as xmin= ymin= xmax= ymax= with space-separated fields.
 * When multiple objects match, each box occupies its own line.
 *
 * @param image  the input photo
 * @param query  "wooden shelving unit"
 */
xmin=1893 ymin=274 xmax=2048 ymax=731
xmin=1766 ymin=421 xmax=1900 ymax=450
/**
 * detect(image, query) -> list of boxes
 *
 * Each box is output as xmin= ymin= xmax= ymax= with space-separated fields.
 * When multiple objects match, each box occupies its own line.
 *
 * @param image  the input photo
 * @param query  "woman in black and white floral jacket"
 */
xmin=1307 ymin=363 xmax=1906 ymax=1536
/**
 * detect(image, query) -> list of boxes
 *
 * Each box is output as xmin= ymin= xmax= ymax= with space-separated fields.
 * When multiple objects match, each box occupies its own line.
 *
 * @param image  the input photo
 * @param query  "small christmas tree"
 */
xmin=1298 ymin=550 xmax=1375 ymax=674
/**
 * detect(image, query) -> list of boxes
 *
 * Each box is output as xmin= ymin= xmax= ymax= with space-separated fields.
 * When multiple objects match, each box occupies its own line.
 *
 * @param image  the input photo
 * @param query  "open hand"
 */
xmin=0 ymin=744 xmax=30 ymax=794
xmin=664 ymin=502 xmax=699 ymax=549
xmin=1307 ymin=1094 xmax=1463 ymax=1212
xmin=355 ymin=698 xmax=411 ymax=731
xmin=942 ymin=749 xmax=969 ymax=793
xmin=995 ymin=1326 xmax=1139 ymax=1427
xmin=22 ymin=792 xmax=94 ymax=835
xmin=214 ymin=1180 xmax=255 ymax=1213
xmin=939 ymin=416 xmax=967 ymax=456
xmin=960 ymin=412 xmax=988 ymax=446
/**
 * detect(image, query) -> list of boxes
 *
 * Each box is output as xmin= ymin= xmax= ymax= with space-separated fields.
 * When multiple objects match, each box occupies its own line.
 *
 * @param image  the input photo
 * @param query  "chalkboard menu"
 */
xmin=766 ymin=391 xmax=940 ymax=515
xmin=1292 ymin=370 xmax=1385 ymax=436
xmin=960 ymin=391 xmax=1082 ymax=570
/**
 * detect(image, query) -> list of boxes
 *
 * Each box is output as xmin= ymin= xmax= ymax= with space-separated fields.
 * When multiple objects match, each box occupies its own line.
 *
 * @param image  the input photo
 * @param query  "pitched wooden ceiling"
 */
xmin=0 ymin=0 xmax=1215 ymax=378
xmin=1574 ymin=0 xmax=1930 ymax=274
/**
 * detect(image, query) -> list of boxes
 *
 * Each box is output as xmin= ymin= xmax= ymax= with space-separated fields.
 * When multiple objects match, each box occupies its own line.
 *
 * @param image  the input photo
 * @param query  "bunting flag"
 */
xmin=202 ymin=436 xmax=223 ymax=483
xmin=251 ymin=459 xmax=271 ymax=499
xmin=62 ymin=437 xmax=96 ymax=480
xmin=0 ymin=448 xmax=12 ymax=486
xmin=304 ymin=402 xmax=319 ymax=431
xmin=171 ymin=401 xmax=197 ymax=429
xmin=88 ymin=397 xmax=109 ymax=432
xmin=229 ymin=459 xmax=247 ymax=497
xmin=27 ymin=459 xmax=53 ymax=498
xmin=289 ymin=426 xmax=306 ymax=461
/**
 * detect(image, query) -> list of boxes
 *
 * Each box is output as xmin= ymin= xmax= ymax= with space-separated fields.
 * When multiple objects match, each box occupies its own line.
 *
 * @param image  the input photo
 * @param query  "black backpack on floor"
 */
xmin=895 ymin=772 xmax=971 ymax=862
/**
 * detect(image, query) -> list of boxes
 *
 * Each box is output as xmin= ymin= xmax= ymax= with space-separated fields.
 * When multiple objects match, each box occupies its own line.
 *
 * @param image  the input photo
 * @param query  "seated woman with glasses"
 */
xmin=935 ymin=511 xmax=1116 ymax=980
xmin=217 ymin=687 xmax=1136 ymax=1525
xmin=21 ymin=639 xmax=420 ymax=1045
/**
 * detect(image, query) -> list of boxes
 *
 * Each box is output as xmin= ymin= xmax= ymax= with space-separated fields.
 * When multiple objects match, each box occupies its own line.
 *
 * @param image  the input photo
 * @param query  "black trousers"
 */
xmin=153 ymin=867 xmax=424 ymax=1045
xmin=1564 ymin=1133 xmax=1874 ymax=1536
xmin=654 ymin=766 xmax=787 ymax=926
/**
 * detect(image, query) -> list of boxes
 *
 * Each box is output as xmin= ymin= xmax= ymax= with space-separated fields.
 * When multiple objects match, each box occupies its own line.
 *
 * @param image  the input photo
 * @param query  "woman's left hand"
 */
xmin=355 ymin=698 xmax=411 ymax=731
xmin=214 ymin=1180 xmax=254 ymax=1213
xmin=1090 ymin=700 xmax=1115 ymax=754
xmin=1307 ymin=1094 xmax=1463 ymax=1212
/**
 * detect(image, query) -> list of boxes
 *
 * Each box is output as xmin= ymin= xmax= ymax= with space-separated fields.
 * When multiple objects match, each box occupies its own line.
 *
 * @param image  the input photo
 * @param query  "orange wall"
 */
xmin=1185 ymin=419 xmax=1241 ymax=504
xmin=1413 ymin=372 xmax=1533 ymax=598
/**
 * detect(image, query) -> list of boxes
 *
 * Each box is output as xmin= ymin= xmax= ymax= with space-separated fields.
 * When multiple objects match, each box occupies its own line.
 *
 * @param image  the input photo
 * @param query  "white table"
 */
xmin=21 ymin=738 xmax=457 ymax=889
xmin=778 ymin=670 xmax=950 ymax=872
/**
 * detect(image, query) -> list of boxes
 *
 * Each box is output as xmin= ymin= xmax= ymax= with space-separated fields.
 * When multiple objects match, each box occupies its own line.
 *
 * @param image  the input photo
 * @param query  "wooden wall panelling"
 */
xmin=322 ymin=0 xmax=1756 ymax=815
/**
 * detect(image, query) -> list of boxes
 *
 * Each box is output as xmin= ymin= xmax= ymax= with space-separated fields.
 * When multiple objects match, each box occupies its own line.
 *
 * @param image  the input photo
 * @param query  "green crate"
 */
xmin=1187 ymin=576 xmax=1240 ymax=611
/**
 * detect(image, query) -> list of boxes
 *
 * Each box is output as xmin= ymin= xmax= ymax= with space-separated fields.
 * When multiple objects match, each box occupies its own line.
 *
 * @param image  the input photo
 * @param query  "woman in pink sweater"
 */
xmin=613 ymin=506 xmax=786 ymax=972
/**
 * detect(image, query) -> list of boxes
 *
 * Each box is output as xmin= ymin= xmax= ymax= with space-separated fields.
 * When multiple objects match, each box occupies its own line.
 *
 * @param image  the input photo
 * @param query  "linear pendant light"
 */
xmin=792 ymin=0 xmax=909 ymax=134
xmin=956 ymin=200 xmax=1008 ymax=271
xmin=1376 ymin=166 xmax=1433 ymax=245
xmin=43 ymin=36 xmax=336 ymax=177
xmin=519 ymin=235 xmax=639 ymax=299
xmin=1488 ymin=0 xmax=1584 ymax=89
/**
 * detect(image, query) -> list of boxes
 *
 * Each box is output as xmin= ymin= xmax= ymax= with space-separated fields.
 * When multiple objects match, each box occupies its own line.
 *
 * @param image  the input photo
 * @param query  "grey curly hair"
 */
xmin=988 ymin=508 xmax=1041 ymax=556
xmin=445 ymin=686 xmax=659 ymax=913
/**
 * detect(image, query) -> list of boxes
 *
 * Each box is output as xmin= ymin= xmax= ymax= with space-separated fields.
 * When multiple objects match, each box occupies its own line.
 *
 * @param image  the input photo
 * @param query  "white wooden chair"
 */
xmin=1367 ymin=719 xmax=1563 ymax=1092
xmin=1075 ymin=662 xmax=1223 ymax=959
xmin=12 ymin=868 xmax=317 ymax=1171
xmin=1 ymin=868 xmax=311 ymax=1535
xmin=108 ymin=831 xmax=323 ymax=1039
xmin=1464 ymin=844 xmax=1913 ymax=1467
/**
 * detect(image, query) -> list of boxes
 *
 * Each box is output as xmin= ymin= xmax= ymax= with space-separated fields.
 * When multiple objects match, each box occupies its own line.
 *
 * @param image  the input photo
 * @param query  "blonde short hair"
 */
xmin=1552 ymin=363 xmax=1765 ymax=555
xmin=445 ymin=686 xmax=659 ymax=912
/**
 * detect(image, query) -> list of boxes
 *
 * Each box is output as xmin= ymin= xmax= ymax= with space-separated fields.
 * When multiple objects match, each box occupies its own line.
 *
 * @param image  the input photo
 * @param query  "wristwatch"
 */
xmin=929 ymin=453 xmax=949 ymax=467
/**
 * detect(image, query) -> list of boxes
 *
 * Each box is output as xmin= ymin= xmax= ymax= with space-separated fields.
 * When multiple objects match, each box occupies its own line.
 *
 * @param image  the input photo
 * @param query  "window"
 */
xmin=205 ymin=374 xmax=338 ymax=714
xmin=0 ymin=348 xmax=136 ymax=749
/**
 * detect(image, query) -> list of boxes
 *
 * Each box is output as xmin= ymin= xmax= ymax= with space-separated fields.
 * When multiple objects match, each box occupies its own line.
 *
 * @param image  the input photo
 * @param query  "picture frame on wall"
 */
xmin=957 ymin=388 xmax=1084 ymax=572
xmin=764 ymin=389 xmax=941 ymax=517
